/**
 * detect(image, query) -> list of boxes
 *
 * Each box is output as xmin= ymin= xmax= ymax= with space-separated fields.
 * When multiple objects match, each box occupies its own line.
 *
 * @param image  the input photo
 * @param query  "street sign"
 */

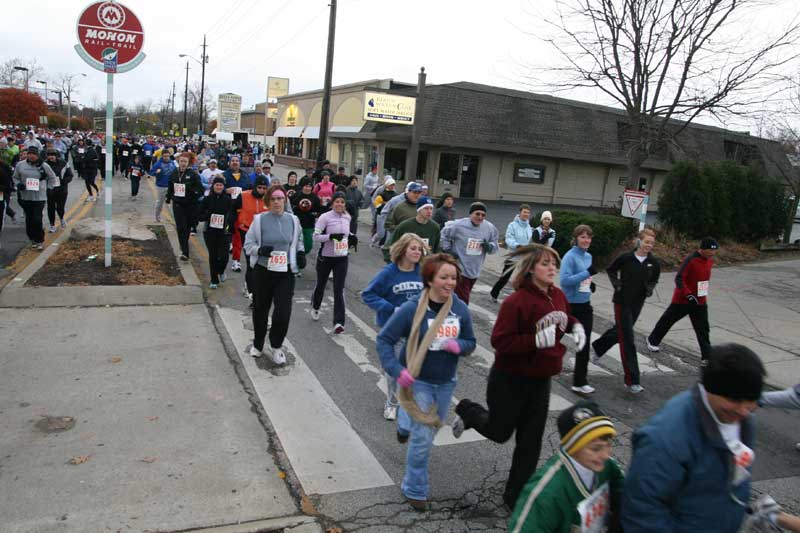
xmin=621 ymin=189 xmax=647 ymax=218
xmin=363 ymin=92 xmax=416 ymax=125
xmin=75 ymin=1 xmax=146 ymax=74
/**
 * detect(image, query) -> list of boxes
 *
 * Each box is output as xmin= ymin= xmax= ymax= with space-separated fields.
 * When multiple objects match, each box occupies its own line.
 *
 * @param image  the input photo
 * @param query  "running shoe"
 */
xmin=35 ymin=243 xmax=44 ymax=250
xmin=180 ymin=254 xmax=189 ymax=261
xmin=231 ymin=260 xmax=241 ymax=272
xmin=61 ymin=220 xmax=67 ymax=228
xmin=219 ymin=273 xmax=227 ymax=283
xmin=48 ymin=225 xmax=57 ymax=233
xmin=571 ymin=385 xmax=596 ymax=394
xmin=396 ymin=431 xmax=409 ymax=444
xmin=646 ymin=339 xmax=661 ymax=352
xmin=271 ymin=347 xmax=287 ymax=365
xmin=451 ymin=415 xmax=465 ymax=439
xmin=249 ymin=346 xmax=262 ymax=358
xmin=383 ymin=405 xmax=397 ymax=421
xmin=628 ymin=384 xmax=645 ymax=394
xmin=310 ymin=309 xmax=320 ymax=321
xmin=334 ymin=323 xmax=344 ymax=334
xmin=208 ymin=283 xmax=218 ymax=289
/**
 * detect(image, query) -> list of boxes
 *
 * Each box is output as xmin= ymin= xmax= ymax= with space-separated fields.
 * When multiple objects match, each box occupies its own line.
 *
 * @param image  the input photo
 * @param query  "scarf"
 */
xmin=398 ymin=288 xmax=453 ymax=428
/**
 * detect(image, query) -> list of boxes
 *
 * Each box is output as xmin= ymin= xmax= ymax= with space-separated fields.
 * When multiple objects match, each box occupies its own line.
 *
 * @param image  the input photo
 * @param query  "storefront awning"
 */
xmin=329 ymin=126 xmax=362 ymax=134
xmin=302 ymin=126 xmax=320 ymax=139
xmin=274 ymin=126 xmax=304 ymax=138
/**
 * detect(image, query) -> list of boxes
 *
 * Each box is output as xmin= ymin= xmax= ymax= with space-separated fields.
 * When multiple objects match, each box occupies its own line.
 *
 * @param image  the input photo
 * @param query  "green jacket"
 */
xmin=389 ymin=217 xmax=441 ymax=253
xmin=508 ymin=449 xmax=624 ymax=533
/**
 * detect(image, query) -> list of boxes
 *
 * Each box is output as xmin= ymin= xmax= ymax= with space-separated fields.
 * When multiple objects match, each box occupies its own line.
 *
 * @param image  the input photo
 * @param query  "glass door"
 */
xmin=460 ymin=155 xmax=480 ymax=198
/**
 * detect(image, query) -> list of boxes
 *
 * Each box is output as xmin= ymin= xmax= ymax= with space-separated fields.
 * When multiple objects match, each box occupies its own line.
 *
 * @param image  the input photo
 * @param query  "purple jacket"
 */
xmin=313 ymin=209 xmax=352 ymax=257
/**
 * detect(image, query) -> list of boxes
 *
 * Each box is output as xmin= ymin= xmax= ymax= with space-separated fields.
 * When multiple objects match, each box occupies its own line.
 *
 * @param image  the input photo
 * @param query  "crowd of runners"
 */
xmin=2 ymin=126 xmax=799 ymax=531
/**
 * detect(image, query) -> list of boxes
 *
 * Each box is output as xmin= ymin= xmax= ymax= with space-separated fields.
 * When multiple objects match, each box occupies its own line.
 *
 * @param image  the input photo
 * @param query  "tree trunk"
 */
xmin=784 ymin=193 xmax=800 ymax=243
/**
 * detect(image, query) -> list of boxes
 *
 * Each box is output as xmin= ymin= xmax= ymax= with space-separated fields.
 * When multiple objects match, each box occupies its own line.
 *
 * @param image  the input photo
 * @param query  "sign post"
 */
xmin=75 ymin=1 xmax=145 ymax=267
xmin=620 ymin=188 xmax=649 ymax=231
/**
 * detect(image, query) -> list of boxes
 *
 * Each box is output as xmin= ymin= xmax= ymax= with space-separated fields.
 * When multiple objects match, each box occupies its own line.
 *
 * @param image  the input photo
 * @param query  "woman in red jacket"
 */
xmin=452 ymin=243 xmax=586 ymax=510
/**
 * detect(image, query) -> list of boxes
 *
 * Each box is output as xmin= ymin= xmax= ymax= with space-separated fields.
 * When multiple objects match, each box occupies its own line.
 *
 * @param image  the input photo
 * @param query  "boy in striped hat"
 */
xmin=508 ymin=401 xmax=624 ymax=532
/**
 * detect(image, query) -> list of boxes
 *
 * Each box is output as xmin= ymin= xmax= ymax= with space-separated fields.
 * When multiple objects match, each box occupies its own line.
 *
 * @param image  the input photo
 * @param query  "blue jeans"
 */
xmin=387 ymin=341 xmax=412 ymax=437
xmin=401 ymin=377 xmax=456 ymax=500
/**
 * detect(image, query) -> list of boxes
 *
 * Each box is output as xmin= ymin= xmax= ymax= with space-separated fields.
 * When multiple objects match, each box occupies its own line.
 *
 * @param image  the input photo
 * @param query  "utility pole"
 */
xmin=406 ymin=67 xmax=427 ymax=181
xmin=199 ymin=34 xmax=207 ymax=136
xmin=316 ymin=0 xmax=337 ymax=166
xmin=182 ymin=61 xmax=189 ymax=136
xmin=170 ymin=81 xmax=176 ymax=130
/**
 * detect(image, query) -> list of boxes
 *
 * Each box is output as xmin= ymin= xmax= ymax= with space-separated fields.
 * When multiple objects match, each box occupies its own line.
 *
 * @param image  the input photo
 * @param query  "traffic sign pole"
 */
xmin=639 ymin=195 xmax=649 ymax=232
xmin=105 ymin=72 xmax=113 ymax=267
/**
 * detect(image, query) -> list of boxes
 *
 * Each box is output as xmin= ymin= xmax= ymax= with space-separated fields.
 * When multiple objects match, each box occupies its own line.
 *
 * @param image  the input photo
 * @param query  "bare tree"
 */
xmin=528 ymin=0 xmax=800 ymax=187
xmin=0 ymin=57 xmax=44 ymax=88
xmin=57 ymin=73 xmax=87 ymax=129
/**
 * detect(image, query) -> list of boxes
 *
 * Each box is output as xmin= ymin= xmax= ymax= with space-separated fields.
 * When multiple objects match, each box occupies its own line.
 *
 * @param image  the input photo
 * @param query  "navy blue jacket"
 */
xmin=622 ymin=385 xmax=755 ymax=532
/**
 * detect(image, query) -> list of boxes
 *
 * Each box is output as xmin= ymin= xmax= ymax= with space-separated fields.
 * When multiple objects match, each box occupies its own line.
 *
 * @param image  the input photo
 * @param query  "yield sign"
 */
xmin=621 ymin=189 xmax=648 ymax=219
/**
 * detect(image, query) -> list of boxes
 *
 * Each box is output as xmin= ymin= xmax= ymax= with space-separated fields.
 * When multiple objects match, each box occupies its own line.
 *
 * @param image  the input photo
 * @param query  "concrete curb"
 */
xmin=0 ymin=218 xmax=203 ymax=309
xmin=182 ymin=514 xmax=322 ymax=533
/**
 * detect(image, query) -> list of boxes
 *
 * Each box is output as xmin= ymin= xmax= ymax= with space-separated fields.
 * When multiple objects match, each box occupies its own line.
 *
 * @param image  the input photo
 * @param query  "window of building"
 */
xmin=278 ymin=137 xmax=303 ymax=157
xmin=306 ymin=139 xmax=319 ymax=160
xmin=513 ymin=163 xmax=546 ymax=184
xmin=437 ymin=153 xmax=460 ymax=186
xmin=384 ymin=147 xmax=407 ymax=181
xmin=416 ymin=150 xmax=428 ymax=181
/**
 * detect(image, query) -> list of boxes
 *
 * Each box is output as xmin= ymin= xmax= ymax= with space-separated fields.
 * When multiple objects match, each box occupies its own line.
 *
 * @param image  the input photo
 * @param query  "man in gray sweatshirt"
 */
xmin=441 ymin=201 xmax=499 ymax=304
xmin=12 ymin=146 xmax=58 ymax=249
xmin=760 ymin=384 xmax=800 ymax=452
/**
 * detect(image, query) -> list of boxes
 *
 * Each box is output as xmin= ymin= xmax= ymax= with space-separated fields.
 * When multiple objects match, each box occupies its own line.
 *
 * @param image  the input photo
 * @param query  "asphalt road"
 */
xmin=191 ymin=217 xmax=800 ymax=532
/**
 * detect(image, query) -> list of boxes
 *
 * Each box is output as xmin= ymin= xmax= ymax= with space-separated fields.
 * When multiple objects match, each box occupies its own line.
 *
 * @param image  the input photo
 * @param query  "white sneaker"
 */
xmin=219 ymin=273 xmax=227 ymax=283
xmin=646 ymin=339 xmax=660 ymax=352
xmin=271 ymin=347 xmax=287 ymax=365
xmin=590 ymin=353 xmax=601 ymax=365
xmin=383 ymin=405 xmax=397 ymax=421
xmin=334 ymin=323 xmax=344 ymax=334
xmin=231 ymin=260 xmax=242 ymax=272
xmin=60 ymin=220 xmax=67 ymax=228
xmin=249 ymin=346 xmax=262 ymax=358
xmin=208 ymin=283 xmax=218 ymax=289
xmin=310 ymin=309 xmax=320 ymax=321
xmin=571 ymin=385 xmax=596 ymax=394
xmin=628 ymin=384 xmax=645 ymax=394
xmin=451 ymin=415 xmax=465 ymax=439
xmin=48 ymin=225 xmax=57 ymax=233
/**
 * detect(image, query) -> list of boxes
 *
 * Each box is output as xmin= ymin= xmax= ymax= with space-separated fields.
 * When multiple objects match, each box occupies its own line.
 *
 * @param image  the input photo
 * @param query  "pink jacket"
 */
xmin=313 ymin=209 xmax=352 ymax=257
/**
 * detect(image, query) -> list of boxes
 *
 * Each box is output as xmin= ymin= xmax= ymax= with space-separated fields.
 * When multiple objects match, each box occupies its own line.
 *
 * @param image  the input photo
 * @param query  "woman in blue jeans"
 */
xmin=376 ymin=253 xmax=476 ymax=511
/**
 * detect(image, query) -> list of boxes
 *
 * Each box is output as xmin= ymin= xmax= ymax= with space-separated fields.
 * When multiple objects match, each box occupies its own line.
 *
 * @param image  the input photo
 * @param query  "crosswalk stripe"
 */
xmin=216 ymin=305 xmax=394 ymax=495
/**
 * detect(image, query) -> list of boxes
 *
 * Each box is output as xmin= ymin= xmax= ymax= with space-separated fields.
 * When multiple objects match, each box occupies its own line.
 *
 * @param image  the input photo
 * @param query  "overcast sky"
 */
xmin=1 ymin=0 xmax=796 ymax=131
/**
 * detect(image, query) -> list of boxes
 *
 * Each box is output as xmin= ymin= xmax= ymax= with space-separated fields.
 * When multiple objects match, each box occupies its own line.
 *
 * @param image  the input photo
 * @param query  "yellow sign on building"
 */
xmin=363 ymin=92 xmax=416 ymax=125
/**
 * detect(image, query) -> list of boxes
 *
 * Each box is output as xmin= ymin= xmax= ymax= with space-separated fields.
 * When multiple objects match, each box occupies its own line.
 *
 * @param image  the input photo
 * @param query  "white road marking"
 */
xmin=217 ymin=305 xmax=393 ymax=495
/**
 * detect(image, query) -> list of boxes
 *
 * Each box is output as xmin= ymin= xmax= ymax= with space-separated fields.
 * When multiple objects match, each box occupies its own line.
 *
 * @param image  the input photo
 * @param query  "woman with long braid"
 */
xmin=376 ymin=253 xmax=476 ymax=511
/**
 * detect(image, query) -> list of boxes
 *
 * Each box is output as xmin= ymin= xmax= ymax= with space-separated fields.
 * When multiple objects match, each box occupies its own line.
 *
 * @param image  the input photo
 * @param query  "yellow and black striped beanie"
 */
xmin=558 ymin=401 xmax=616 ymax=456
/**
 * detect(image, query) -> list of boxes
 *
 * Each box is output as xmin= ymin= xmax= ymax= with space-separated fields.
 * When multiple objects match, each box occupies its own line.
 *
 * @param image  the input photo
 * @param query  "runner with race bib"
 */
xmin=198 ymin=176 xmax=234 ymax=289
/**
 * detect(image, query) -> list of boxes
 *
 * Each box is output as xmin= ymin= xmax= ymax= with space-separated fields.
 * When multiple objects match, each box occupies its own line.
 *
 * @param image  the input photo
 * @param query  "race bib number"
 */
xmin=174 ymin=183 xmax=186 ymax=197
xmin=333 ymin=238 xmax=349 ymax=257
xmin=101 ymin=148 xmax=107 ymax=154
xmin=322 ymin=197 xmax=330 ymax=206
xmin=25 ymin=177 xmax=40 ymax=191
xmin=122 ymin=150 xmax=129 ymax=157
xmin=428 ymin=316 xmax=460 ymax=351
xmin=729 ymin=440 xmax=754 ymax=486
xmin=145 ymin=150 xmax=151 ymax=156
xmin=132 ymin=169 xmax=141 ymax=177
xmin=697 ymin=280 xmax=709 ymax=297
xmin=579 ymin=277 xmax=593 ymax=293
xmin=466 ymin=238 xmax=483 ymax=256
xmin=229 ymin=187 xmax=242 ymax=199
xmin=78 ymin=148 xmax=85 ymax=154
xmin=578 ymin=482 xmax=610 ymax=533
xmin=132 ymin=149 xmax=139 ymax=155
xmin=209 ymin=214 xmax=225 ymax=229
xmin=268 ymin=251 xmax=288 ymax=272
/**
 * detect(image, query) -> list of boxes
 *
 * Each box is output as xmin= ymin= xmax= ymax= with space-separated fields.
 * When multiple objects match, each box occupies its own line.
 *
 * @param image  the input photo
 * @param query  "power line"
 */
xmin=205 ymin=0 xmax=247 ymax=38
xmin=215 ymin=0 xmax=293 ymax=61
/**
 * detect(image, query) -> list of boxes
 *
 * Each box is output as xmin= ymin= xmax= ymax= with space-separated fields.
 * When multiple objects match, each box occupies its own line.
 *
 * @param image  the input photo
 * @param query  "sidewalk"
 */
xmin=0 ymin=176 xmax=317 ymax=533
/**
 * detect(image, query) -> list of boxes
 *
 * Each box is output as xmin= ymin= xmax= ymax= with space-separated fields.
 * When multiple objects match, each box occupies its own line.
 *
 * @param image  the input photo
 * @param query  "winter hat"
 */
xmin=383 ymin=176 xmax=396 ymax=187
xmin=557 ymin=401 xmax=616 ymax=456
xmin=299 ymin=177 xmax=312 ymax=188
xmin=331 ymin=191 xmax=346 ymax=203
xmin=406 ymin=181 xmax=423 ymax=193
xmin=26 ymin=146 xmax=39 ymax=155
xmin=469 ymin=201 xmax=487 ymax=214
xmin=436 ymin=192 xmax=453 ymax=208
xmin=541 ymin=210 xmax=553 ymax=222
xmin=253 ymin=176 xmax=269 ymax=188
xmin=416 ymin=196 xmax=434 ymax=211
xmin=212 ymin=176 xmax=226 ymax=186
xmin=702 ymin=343 xmax=765 ymax=401
xmin=700 ymin=237 xmax=719 ymax=250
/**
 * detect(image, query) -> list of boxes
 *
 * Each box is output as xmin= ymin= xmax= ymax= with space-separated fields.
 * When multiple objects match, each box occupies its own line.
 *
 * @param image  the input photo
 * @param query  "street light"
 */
xmin=14 ymin=66 xmax=29 ymax=91
xmin=179 ymin=35 xmax=207 ymax=136
xmin=36 ymin=80 xmax=48 ymax=107
xmin=65 ymin=73 xmax=88 ymax=129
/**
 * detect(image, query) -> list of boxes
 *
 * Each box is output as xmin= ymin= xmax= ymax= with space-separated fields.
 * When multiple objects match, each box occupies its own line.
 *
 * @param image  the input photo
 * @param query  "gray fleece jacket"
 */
xmin=12 ymin=160 xmax=58 ymax=202
xmin=441 ymin=216 xmax=499 ymax=279
xmin=760 ymin=384 xmax=800 ymax=409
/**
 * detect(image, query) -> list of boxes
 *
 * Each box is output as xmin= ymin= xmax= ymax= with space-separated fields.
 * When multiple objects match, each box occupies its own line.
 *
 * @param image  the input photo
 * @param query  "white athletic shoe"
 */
xmin=219 ymin=273 xmax=227 ymax=283
xmin=249 ymin=346 xmax=262 ymax=358
xmin=310 ymin=309 xmax=320 ymax=321
xmin=231 ymin=260 xmax=242 ymax=272
xmin=271 ymin=347 xmax=287 ymax=365
xmin=646 ymin=339 xmax=661 ymax=352
xmin=383 ymin=405 xmax=397 ymax=421
xmin=48 ymin=225 xmax=57 ymax=233
xmin=60 ymin=220 xmax=67 ymax=228
xmin=571 ymin=385 xmax=596 ymax=394
xmin=334 ymin=323 xmax=344 ymax=334
xmin=451 ymin=415 xmax=465 ymax=439
xmin=628 ymin=384 xmax=645 ymax=394
xmin=208 ymin=283 xmax=218 ymax=289
xmin=35 ymin=243 xmax=44 ymax=250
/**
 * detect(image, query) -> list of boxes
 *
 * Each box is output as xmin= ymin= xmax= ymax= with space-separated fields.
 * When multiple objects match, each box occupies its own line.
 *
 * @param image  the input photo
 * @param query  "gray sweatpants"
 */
xmin=154 ymin=186 xmax=168 ymax=221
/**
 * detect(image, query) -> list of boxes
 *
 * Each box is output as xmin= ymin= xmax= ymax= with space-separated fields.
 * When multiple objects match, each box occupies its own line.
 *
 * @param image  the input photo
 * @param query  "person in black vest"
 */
xmin=198 ymin=176 xmax=234 ymax=288
xmin=165 ymin=152 xmax=204 ymax=260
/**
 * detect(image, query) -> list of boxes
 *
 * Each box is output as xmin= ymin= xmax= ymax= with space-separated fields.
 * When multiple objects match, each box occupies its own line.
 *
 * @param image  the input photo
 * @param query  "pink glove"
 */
xmin=397 ymin=369 xmax=415 ymax=388
xmin=443 ymin=339 xmax=461 ymax=354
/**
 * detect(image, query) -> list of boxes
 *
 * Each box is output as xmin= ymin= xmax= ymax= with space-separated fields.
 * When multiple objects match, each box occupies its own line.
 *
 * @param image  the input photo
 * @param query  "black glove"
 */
xmin=590 ymin=282 xmax=596 ymax=293
xmin=165 ymin=198 xmax=171 ymax=204
xmin=588 ymin=264 xmax=598 ymax=276
xmin=17 ymin=182 xmax=25 ymax=192
xmin=329 ymin=233 xmax=345 ymax=241
xmin=258 ymin=245 xmax=274 ymax=257
xmin=687 ymin=294 xmax=699 ymax=306
xmin=348 ymin=233 xmax=358 ymax=250
xmin=482 ymin=240 xmax=494 ymax=252
xmin=296 ymin=251 xmax=306 ymax=269
xmin=645 ymin=287 xmax=654 ymax=298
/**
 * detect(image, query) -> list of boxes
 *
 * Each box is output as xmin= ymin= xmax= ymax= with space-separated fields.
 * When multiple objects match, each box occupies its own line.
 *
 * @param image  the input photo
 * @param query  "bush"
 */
xmin=0 ymin=88 xmax=47 ymax=125
xmin=47 ymin=112 xmax=68 ymax=129
xmin=533 ymin=210 xmax=636 ymax=265
xmin=658 ymin=160 xmax=787 ymax=241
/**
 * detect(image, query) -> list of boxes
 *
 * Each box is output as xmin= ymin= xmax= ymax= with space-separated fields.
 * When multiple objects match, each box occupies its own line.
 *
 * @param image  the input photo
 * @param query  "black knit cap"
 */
xmin=700 ymin=237 xmax=719 ymax=250
xmin=212 ymin=176 xmax=226 ymax=186
xmin=469 ymin=201 xmax=487 ymax=214
xmin=702 ymin=343 xmax=765 ymax=401
xmin=26 ymin=146 xmax=40 ymax=155
xmin=557 ymin=401 xmax=616 ymax=455
xmin=253 ymin=176 xmax=269 ymax=188
xmin=299 ymin=177 xmax=312 ymax=188
xmin=331 ymin=191 xmax=346 ymax=202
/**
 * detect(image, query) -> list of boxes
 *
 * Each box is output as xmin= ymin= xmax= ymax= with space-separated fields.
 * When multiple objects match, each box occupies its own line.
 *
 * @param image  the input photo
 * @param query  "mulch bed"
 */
xmin=27 ymin=227 xmax=184 ymax=287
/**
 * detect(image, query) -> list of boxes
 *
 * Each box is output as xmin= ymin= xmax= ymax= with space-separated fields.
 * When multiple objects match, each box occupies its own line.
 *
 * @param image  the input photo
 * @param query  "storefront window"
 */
xmin=438 ymin=153 xmax=460 ymax=186
xmin=513 ymin=163 xmax=546 ymax=184
xmin=307 ymin=139 xmax=319 ymax=160
xmin=355 ymin=144 xmax=366 ymax=176
xmin=278 ymin=137 xmax=303 ymax=157
xmin=384 ymin=147 xmax=407 ymax=181
xmin=416 ymin=150 xmax=428 ymax=182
